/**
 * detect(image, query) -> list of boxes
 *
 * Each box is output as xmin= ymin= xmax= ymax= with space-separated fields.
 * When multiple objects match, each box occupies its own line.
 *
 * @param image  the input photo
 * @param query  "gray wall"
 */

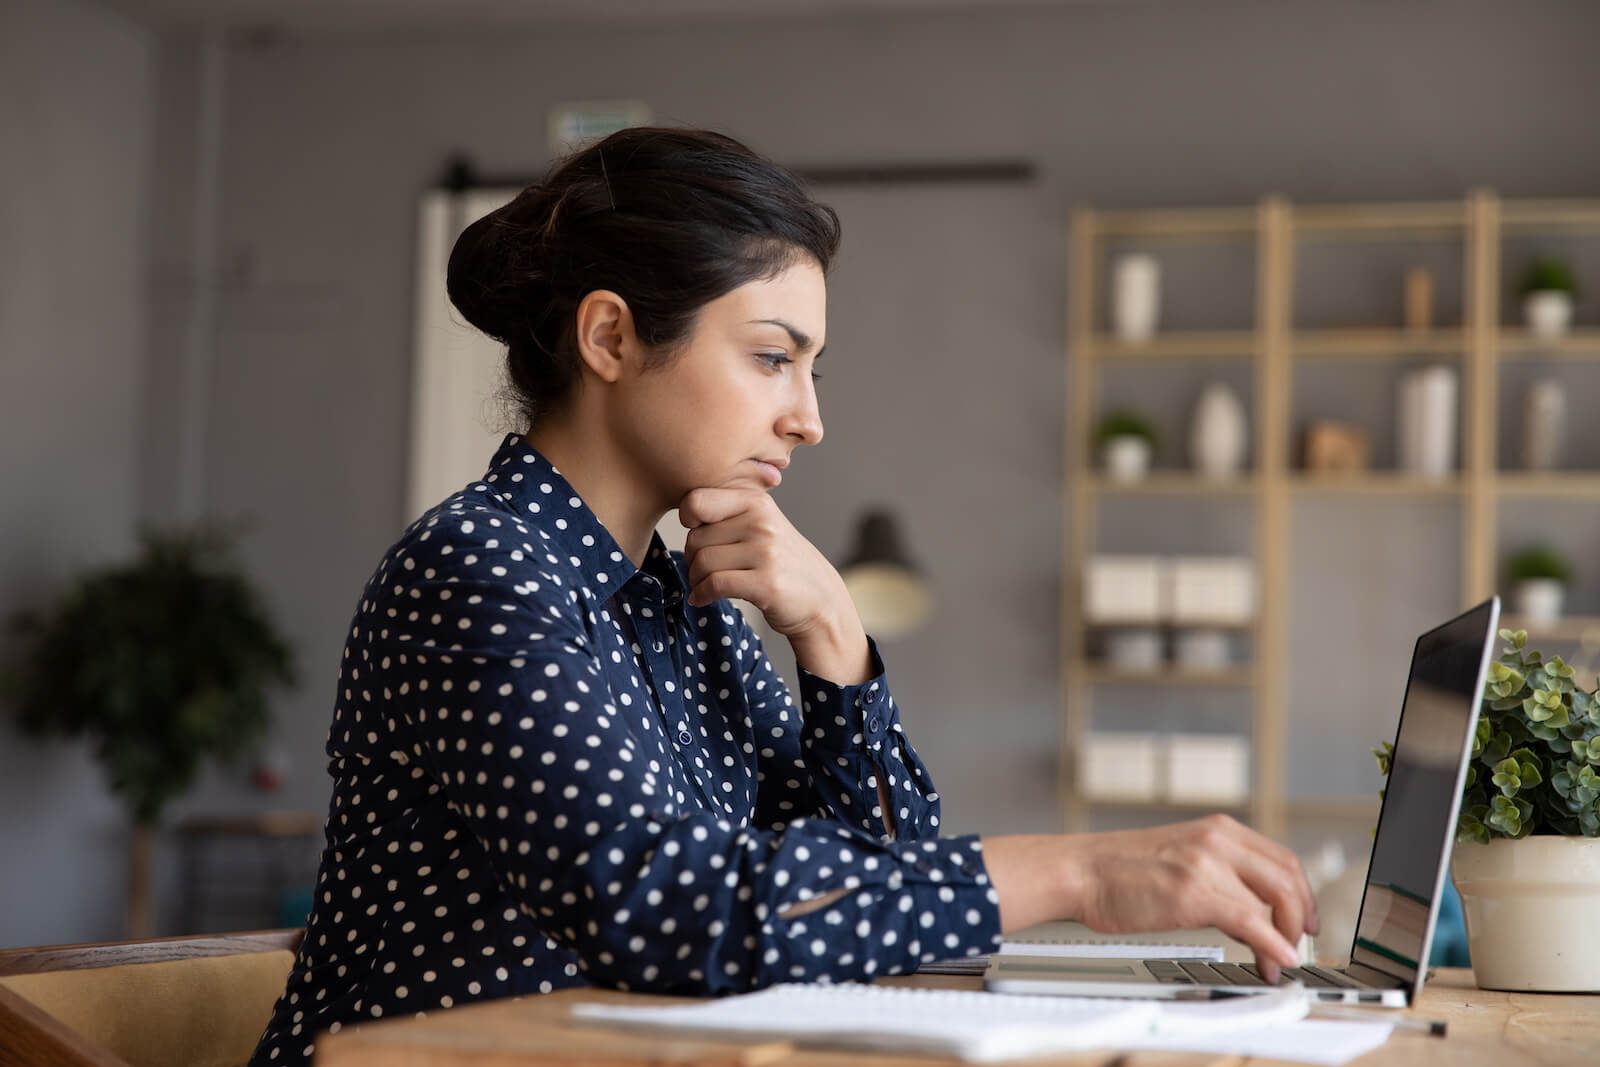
xmin=0 ymin=0 xmax=155 ymax=945
xmin=5 ymin=0 xmax=1599 ymax=943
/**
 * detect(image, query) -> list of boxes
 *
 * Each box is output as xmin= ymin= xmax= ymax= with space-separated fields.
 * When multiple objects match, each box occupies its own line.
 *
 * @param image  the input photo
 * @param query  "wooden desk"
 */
xmin=313 ymin=969 xmax=1597 ymax=1067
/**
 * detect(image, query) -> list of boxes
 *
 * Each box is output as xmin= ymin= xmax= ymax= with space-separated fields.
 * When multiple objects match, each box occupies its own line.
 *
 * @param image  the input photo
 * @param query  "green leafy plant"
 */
xmin=1375 ymin=629 xmax=1600 ymax=843
xmin=1 ymin=523 xmax=295 ymax=826
xmin=1519 ymin=257 xmax=1579 ymax=299
xmin=1093 ymin=409 xmax=1160 ymax=452
xmin=1505 ymin=543 xmax=1573 ymax=585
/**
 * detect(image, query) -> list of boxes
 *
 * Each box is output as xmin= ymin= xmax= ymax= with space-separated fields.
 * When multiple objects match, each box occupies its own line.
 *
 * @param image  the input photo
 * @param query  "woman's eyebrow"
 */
xmin=746 ymin=318 xmax=826 ymax=358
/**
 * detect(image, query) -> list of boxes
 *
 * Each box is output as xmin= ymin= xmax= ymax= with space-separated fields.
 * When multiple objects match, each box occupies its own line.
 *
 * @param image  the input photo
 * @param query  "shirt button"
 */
xmin=913 ymin=859 xmax=934 ymax=875
xmin=960 ymin=862 xmax=980 ymax=877
xmin=862 ymin=688 xmax=879 ymax=706
xmin=867 ymin=716 xmax=881 ymax=734
xmin=678 ymin=729 xmax=693 ymax=746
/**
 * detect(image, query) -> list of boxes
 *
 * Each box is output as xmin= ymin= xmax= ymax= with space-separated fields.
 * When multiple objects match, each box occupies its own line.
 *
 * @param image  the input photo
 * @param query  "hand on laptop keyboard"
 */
xmin=985 ymin=814 xmax=1320 ymax=984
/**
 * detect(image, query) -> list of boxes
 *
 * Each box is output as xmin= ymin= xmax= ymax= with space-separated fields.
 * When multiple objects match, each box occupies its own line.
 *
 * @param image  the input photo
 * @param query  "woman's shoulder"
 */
xmin=368 ymin=482 xmax=581 ymax=604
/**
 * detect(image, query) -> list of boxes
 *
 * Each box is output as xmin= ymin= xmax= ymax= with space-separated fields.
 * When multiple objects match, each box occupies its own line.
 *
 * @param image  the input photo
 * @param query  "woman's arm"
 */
xmin=373 ymin=520 xmax=1001 ymax=994
xmin=981 ymin=815 xmax=1320 ymax=982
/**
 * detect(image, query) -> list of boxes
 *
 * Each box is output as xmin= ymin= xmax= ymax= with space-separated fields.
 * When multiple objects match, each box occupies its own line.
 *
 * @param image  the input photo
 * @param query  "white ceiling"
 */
xmin=101 ymin=0 xmax=1129 ymax=33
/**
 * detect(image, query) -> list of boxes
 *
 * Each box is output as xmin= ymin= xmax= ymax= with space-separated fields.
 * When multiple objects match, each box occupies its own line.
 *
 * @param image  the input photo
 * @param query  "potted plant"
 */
xmin=1519 ymin=257 xmax=1578 ymax=340
xmin=1 ymin=523 xmax=295 ymax=937
xmin=1094 ymin=409 xmax=1160 ymax=484
xmin=1505 ymin=543 xmax=1573 ymax=624
xmin=1376 ymin=629 xmax=1600 ymax=990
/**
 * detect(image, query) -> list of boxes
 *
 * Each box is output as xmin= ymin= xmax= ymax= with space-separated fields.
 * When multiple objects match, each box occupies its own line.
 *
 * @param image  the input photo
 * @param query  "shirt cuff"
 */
xmin=886 ymin=835 xmax=1004 ymax=968
xmin=795 ymin=637 xmax=897 ymax=757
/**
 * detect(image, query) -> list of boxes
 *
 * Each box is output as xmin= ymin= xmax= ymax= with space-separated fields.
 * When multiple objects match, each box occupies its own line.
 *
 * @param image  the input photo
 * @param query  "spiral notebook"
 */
xmin=572 ymin=982 xmax=1390 ymax=1064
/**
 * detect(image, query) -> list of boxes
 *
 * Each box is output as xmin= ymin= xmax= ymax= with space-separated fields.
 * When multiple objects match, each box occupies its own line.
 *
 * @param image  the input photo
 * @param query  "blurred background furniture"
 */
xmin=178 ymin=812 xmax=323 ymax=934
xmin=1063 ymin=192 xmax=1600 ymax=839
xmin=0 ymin=928 xmax=301 ymax=1067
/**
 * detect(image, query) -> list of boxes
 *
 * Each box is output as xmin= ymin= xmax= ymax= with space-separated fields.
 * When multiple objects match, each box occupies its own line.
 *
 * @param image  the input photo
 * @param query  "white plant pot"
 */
xmin=1453 ymin=837 xmax=1600 ymax=991
xmin=1524 ymin=291 xmax=1574 ymax=340
xmin=1513 ymin=579 xmax=1565 ymax=624
xmin=1190 ymin=384 xmax=1247 ymax=478
xmin=1112 ymin=255 xmax=1160 ymax=344
xmin=1103 ymin=436 xmax=1152 ymax=483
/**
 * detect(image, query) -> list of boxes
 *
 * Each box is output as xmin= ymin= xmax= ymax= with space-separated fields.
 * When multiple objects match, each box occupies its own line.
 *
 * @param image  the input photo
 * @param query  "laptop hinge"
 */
xmin=1343 ymin=960 xmax=1409 ymax=990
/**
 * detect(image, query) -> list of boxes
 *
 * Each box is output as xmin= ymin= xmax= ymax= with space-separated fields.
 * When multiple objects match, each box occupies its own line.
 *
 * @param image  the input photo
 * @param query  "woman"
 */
xmin=250 ymin=127 xmax=1316 ymax=1066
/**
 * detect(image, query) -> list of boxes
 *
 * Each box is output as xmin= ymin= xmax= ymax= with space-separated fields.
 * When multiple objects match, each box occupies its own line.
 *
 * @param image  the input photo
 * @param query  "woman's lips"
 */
xmin=754 ymin=460 xmax=783 ymax=488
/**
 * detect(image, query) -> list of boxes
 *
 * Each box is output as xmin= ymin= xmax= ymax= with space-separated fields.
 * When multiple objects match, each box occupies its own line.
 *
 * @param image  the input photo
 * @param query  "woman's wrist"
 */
xmin=787 ymin=612 xmax=872 ymax=686
xmin=978 ymin=834 xmax=1082 ymax=934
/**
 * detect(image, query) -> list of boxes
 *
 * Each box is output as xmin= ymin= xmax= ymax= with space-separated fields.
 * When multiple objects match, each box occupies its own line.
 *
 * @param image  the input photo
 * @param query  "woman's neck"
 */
xmin=524 ymin=417 xmax=661 ymax=568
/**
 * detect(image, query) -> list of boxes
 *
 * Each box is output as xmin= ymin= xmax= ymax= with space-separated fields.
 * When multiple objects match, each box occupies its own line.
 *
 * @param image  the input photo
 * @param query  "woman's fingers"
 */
xmin=685 ymin=542 xmax=763 ymax=591
xmin=678 ymin=487 xmax=763 ymax=529
xmin=1225 ymin=847 xmax=1307 ymax=967
xmin=1188 ymin=816 xmax=1316 ymax=947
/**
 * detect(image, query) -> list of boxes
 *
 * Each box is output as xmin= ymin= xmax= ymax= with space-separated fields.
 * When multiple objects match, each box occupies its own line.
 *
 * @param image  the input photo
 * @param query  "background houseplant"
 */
xmin=1094 ymin=408 xmax=1160 ymax=483
xmin=1376 ymin=628 xmax=1600 ymax=990
xmin=1519 ymin=257 xmax=1579 ymax=339
xmin=1 ymin=523 xmax=296 ymax=936
xmin=1505 ymin=543 xmax=1573 ymax=624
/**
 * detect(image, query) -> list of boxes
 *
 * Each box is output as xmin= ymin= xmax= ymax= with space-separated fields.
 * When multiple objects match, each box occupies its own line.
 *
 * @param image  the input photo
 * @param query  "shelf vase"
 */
xmin=1453 ymin=837 xmax=1600 ymax=991
xmin=1398 ymin=366 xmax=1457 ymax=479
xmin=1524 ymin=291 xmax=1574 ymax=340
xmin=1112 ymin=255 xmax=1160 ymax=344
xmin=1513 ymin=579 xmax=1565 ymax=625
xmin=1522 ymin=380 xmax=1566 ymax=471
xmin=1190 ymin=384 xmax=1247 ymax=478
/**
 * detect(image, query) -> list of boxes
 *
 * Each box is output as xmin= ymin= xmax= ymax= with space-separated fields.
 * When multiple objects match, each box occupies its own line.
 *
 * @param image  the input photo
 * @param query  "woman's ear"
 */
xmin=573 ymin=290 xmax=635 ymax=384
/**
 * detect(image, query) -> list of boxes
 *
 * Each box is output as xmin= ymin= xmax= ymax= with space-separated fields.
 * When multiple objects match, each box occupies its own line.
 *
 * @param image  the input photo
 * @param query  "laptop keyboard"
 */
xmin=1146 ymin=960 xmax=1362 ymax=989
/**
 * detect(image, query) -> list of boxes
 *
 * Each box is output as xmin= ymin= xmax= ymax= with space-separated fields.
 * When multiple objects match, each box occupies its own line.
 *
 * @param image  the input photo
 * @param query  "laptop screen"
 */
xmin=1348 ymin=598 xmax=1498 ymax=998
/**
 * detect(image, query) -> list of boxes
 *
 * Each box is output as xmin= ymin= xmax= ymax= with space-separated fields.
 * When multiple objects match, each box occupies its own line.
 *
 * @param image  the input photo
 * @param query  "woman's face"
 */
xmin=608 ymin=257 xmax=828 ymax=507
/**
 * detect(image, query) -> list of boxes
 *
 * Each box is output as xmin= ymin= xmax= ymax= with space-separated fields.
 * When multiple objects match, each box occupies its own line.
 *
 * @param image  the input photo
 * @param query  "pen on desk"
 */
xmin=1309 ymin=1006 xmax=1448 ymax=1037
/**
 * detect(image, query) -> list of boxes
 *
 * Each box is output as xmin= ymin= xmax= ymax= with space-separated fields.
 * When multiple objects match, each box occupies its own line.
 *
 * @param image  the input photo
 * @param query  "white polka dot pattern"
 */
xmin=249 ymin=435 xmax=1001 ymax=1067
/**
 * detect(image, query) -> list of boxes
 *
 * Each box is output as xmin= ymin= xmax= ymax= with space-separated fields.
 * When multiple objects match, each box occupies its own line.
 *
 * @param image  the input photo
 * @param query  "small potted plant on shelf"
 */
xmin=1520 ymin=257 xmax=1579 ymax=340
xmin=1094 ymin=409 xmax=1159 ymax=484
xmin=0 ymin=522 xmax=296 ymax=937
xmin=1377 ymin=630 xmax=1600 ymax=990
xmin=1506 ymin=543 xmax=1573 ymax=625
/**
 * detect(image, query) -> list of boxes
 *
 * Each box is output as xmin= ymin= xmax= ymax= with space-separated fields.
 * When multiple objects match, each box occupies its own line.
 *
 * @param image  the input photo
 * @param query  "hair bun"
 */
xmin=446 ymin=190 xmax=548 ymax=345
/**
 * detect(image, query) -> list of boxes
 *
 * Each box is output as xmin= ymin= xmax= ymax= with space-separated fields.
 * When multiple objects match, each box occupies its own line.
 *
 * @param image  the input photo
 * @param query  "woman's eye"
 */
xmin=758 ymin=352 xmax=791 ymax=369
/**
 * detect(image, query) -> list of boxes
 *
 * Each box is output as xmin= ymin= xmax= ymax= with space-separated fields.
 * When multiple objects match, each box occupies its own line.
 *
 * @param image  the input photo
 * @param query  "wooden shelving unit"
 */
xmin=1062 ymin=191 xmax=1600 ymax=838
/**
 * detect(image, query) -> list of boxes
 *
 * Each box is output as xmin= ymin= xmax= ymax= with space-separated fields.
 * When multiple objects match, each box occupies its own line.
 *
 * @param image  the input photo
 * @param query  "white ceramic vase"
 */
xmin=1112 ymin=255 xmax=1160 ymax=344
xmin=1524 ymin=291 xmax=1574 ymax=340
xmin=1453 ymin=837 xmax=1600 ymax=991
xmin=1513 ymin=578 xmax=1565 ymax=624
xmin=1190 ymin=384 xmax=1247 ymax=478
xmin=1522 ymin=380 xmax=1566 ymax=471
xmin=1103 ymin=436 xmax=1152 ymax=483
xmin=1397 ymin=366 xmax=1458 ymax=479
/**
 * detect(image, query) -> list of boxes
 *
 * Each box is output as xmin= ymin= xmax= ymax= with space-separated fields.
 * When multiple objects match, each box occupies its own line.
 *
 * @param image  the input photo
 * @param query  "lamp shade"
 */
xmin=839 ymin=511 xmax=932 ymax=639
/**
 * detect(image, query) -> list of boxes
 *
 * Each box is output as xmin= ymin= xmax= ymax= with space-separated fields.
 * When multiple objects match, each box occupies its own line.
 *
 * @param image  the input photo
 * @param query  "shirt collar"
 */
xmin=480 ymin=433 xmax=690 ymax=607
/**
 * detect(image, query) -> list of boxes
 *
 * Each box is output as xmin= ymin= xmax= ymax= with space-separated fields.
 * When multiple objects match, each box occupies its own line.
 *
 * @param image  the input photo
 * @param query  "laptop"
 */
xmin=987 ymin=596 xmax=1500 ymax=1007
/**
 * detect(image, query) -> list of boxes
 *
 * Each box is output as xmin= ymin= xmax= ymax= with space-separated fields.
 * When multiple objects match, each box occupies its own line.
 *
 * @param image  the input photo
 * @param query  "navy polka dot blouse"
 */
xmin=249 ymin=434 xmax=1002 ymax=1066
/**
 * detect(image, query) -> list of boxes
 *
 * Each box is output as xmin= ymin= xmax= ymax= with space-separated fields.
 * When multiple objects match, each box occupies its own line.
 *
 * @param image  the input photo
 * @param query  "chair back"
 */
xmin=0 ymin=929 xmax=301 ymax=1067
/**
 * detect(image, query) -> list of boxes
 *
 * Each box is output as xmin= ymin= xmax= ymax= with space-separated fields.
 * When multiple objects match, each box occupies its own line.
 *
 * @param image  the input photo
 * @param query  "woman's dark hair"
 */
xmin=446 ymin=127 xmax=842 ymax=427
